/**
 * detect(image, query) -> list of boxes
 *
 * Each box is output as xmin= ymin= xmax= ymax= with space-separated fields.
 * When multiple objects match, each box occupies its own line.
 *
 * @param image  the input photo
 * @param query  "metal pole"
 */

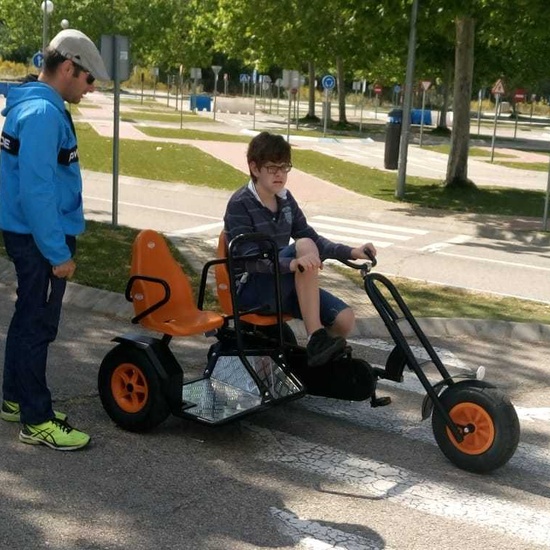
xmin=543 ymin=160 xmax=550 ymax=231
xmin=41 ymin=1 xmax=50 ymax=54
xmin=513 ymin=102 xmax=519 ymax=139
xmin=477 ymin=90 xmax=482 ymax=135
xmin=395 ymin=0 xmax=420 ymax=199
xmin=112 ymin=36 xmax=120 ymax=227
xmin=490 ymin=94 xmax=500 ymax=163
xmin=419 ymin=88 xmax=426 ymax=147
xmin=287 ymin=90 xmax=292 ymax=142
xmin=323 ymin=89 xmax=329 ymax=137
xmin=213 ymin=74 xmax=218 ymax=121
xmin=253 ymin=80 xmax=257 ymax=130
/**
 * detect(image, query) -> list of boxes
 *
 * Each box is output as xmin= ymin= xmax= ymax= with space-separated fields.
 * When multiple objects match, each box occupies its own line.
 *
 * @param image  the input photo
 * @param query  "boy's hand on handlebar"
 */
xmin=292 ymin=253 xmax=322 ymax=273
xmin=351 ymin=243 xmax=377 ymax=260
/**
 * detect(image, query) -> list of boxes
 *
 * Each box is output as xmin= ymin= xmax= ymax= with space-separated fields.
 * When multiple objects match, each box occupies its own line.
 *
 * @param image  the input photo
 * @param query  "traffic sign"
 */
xmin=492 ymin=78 xmax=505 ymax=96
xmin=374 ymin=84 xmax=382 ymax=94
xmin=321 ymin=75 xmax=336 ymax=90
xmin=421 ymin=80 xmax=431 ymax=91
xmin=514 ymin=88 xmax=527 ymax=102
xmin=32 ymin=52 xmax=44 ymax=69
xmin=239 ymin=73 xmax=249 ymax=83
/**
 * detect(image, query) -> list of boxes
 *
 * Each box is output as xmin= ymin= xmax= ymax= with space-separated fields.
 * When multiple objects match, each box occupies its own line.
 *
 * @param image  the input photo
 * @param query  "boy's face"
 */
xmin=250 ymin=161 xmax=292 ymax=195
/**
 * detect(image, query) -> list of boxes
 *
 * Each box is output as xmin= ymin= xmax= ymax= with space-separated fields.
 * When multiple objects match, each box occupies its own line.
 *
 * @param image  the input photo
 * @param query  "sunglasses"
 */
xmin=72 ymin=61 xmax=95 ymax=85
xmin=263 ymin=163 xmax=292 ymax=174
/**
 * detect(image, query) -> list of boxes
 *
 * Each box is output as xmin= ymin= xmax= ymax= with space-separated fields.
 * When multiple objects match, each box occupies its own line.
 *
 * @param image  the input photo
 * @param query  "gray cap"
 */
xmin=48 ymin=29 xmax=110 ymax=81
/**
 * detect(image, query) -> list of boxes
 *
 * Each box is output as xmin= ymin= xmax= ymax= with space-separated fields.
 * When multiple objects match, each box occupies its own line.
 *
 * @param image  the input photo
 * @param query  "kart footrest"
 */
xmin=370 ymin=390 xmax=392 ymax=408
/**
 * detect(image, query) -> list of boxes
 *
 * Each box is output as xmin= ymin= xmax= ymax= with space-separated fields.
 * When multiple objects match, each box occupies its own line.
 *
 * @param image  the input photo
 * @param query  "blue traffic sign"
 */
xmin=239 ymin=73 xmax=250 ymax=83
xmin=32 ymin=52 xmax=44 ymax=69
xmin=321 ymin=74 xmax=336 ymax=90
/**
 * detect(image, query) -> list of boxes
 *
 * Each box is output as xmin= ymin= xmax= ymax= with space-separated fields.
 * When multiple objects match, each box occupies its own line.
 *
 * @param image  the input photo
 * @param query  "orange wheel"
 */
xmin=432 ymin=383 xmax=520 ymax=473
xmin=446 ymin=401 xmax=495 ymax=455
xmin=98 ymin=345 xmax=171 ymax=432
xmin=111 ymin=363 xmax=149 ymax=413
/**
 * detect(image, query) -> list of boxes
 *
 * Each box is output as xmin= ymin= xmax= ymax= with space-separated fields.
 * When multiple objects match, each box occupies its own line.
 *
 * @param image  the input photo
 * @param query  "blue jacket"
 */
xmin=0 ymin=82 xmax=84 ymax=266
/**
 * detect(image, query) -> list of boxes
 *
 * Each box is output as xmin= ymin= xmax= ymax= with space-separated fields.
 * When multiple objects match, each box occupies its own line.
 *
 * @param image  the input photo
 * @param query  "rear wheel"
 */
xmin=98 ymin=344 xmax=170 ymax=432
xmin=431 ymin=383 xmax=520 ymax=473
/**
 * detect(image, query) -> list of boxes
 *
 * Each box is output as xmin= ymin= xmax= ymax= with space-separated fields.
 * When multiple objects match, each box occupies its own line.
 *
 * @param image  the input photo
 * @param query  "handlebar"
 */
xmin=297 ymin=247 xmax=377 ymax=273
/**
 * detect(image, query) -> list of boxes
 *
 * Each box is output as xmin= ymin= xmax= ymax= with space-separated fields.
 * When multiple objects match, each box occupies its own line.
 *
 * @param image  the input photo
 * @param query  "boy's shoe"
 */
xmin=1 ymin=400 xmax=68 ymax=423
xmin=19 ymin=418 xmax=90 ymax=451
xmin=307 ymin=328 xmax=347 ymax=367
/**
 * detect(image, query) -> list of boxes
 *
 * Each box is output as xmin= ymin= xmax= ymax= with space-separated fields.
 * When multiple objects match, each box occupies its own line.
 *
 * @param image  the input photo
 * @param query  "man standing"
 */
xmin=0 ymin=29 xmax=109 ymax=450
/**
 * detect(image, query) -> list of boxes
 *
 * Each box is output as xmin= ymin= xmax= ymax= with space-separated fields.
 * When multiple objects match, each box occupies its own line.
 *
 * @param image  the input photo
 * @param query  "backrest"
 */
xmin=129 ymin=229 xmax=197 ymax=324
xmin=214 ymin=231 xmax=234 ymax=315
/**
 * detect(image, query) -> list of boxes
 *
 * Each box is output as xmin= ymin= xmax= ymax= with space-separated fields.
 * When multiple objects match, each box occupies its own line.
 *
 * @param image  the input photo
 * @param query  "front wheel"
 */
xmin=98 ymin=344 xmax=171 ymax=432
xmin=431 ymin=383 xmax=520 ymax=473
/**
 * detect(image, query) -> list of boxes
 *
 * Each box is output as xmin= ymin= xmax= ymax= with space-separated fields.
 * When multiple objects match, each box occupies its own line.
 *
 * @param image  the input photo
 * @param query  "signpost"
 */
xmin=190 ymin=67 xmax=201 ymax=112
xmin=419 ymin=80 xmax=431 ymax=147
xmin=490 ymin=78 xmax=505 ymax=162
xmin=513 ymin=88 xmax=527 ymax=139
xmin=282 ymin=70 xmax=300 ymax=141
xmin=211 ymin=65 xmax=222 ymax=121
xmin=321 ymin=74 xmax=336 ymax=137
xmin=32 ymin=51 xmax=44 ymax=69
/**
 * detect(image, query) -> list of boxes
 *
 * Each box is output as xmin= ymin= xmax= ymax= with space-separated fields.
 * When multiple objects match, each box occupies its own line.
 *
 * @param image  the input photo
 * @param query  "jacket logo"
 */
xmin=0 ymin=131 xmax=20 ymax=155
xmin=58 ymin=146 xmax=79 ymax=166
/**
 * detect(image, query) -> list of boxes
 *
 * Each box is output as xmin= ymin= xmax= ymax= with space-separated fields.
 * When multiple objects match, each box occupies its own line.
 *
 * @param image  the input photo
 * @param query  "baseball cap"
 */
xmin=48 ymin=29 xmax=110 ymax=81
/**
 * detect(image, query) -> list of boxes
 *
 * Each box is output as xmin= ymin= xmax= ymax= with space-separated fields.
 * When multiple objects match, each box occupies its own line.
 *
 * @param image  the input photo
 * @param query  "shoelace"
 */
xmin=50 ymin=418 xmax=72 ymax=433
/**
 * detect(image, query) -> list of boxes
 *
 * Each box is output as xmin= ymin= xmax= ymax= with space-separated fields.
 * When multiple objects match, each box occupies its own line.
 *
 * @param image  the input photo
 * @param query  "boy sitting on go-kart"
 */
xmin=223 ymin=131 xmax=377 ymax=367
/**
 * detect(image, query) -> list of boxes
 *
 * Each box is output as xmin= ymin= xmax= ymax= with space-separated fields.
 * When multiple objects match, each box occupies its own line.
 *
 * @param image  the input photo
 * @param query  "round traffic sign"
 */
xmin=374 ymin=85 xmax=382 ymax=94
xmin=32 ymin=52 xmax=44 ymax=69
xmin=321 ymin=75 xmax=336 ymax=90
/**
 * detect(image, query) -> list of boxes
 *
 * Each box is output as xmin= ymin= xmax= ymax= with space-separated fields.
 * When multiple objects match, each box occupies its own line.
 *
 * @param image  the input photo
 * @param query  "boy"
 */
xmin=223 ymin=132 xmax=377 ymax=367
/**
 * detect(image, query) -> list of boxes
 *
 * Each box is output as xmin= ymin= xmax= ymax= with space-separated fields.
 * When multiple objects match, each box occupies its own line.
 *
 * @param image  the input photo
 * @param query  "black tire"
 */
xmin=431 ymin=383 xmax=520 ymax=473
xmin=98 ymin=344 xmax=171 ymax=432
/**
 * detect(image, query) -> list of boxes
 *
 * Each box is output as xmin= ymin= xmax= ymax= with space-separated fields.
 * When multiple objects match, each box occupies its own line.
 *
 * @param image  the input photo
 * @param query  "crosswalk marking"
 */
xmin=313 ymin=215 xmax=429 ymax=235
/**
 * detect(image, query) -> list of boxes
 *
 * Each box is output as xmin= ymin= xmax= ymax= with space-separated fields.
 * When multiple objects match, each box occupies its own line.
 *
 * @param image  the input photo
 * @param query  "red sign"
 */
xmin=374 ymin=85 xmax=382 ymax=94
xmin=514 ymin=88 xmax=527 ymax=102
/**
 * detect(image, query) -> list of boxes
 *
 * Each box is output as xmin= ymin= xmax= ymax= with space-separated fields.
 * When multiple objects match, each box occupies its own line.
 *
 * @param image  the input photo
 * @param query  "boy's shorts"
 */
xmin=236 ymin=244 xmax=350 ymax=327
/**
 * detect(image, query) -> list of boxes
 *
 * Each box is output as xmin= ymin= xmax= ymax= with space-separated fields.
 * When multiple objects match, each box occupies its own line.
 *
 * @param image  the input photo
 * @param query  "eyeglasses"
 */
xmin=263 ymin=163 xmax=292 ymax=174
xmin=72 ymin=61 xmax=95 ymax=85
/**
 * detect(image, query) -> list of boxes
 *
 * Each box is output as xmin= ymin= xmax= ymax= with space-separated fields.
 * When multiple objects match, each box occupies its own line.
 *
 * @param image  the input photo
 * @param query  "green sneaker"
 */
xmin=19 ymin=418 xmax=90 ymax=451
xmin=1 ymin=400 xmax=68 ymax=423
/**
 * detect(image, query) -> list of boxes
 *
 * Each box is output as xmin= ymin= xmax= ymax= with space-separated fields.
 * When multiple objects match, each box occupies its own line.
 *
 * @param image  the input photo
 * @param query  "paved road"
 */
xmin=0 ymin=280 xmax=549 ymax=550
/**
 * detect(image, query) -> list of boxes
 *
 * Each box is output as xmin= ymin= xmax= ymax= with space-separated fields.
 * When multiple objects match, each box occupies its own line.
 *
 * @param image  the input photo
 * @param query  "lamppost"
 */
xmin=61 ymin=18 xmax=69 ymax=30
xmin=41 ymin=0 xmax=54 ymax=53
xmin=211 ymin=65 xmax=222 ymax=121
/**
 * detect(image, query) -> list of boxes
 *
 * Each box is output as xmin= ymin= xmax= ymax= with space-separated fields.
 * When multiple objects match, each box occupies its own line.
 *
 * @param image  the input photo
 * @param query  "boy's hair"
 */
xmin=247 ymin=132 xmax=291 ymax=182
xmin=42 ymin=47 xmax=69 ymax=75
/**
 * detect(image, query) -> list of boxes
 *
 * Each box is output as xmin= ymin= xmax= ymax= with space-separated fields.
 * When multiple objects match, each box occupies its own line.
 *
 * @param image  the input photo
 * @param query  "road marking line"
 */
xmin=313 ymin=215 xmax=429 ymax=235
xmin=315 ymin=232 xmax=393 ymax=248
xmin=251 ymin=427 xmax=550 ymax=546
xmin=419 ymin=234 xmax=473 ymax=252
xmin=83 ymin=195 xmax=221 ymax=220
xmin=437 ymin=251 xmax=550 ymax=272
xmin=311 ymin=221 xmax=412 ymax=241
xmin=270 ymin=507 xmax=390 ymax=550
xmin=167 ymin=222 xmax=224 ymax=235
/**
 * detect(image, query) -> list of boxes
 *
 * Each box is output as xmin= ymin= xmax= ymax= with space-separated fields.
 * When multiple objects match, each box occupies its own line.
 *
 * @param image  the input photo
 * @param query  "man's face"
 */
xmin=250 ymin=160 xmax=292 ymax=195
xmin=63 ymin=61 xmax=96 ymax=104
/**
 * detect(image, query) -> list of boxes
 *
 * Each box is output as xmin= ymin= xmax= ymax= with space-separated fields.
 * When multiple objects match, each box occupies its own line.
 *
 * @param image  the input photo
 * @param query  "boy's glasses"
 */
xmin=263 ymin=163 xmax=292 ymax=174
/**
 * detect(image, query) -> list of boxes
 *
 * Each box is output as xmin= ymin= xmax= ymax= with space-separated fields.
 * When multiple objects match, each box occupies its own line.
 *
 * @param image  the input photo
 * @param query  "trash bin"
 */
xmin=190 ymin=95 xmax=211 ymax=112
xmin=384 ymin=109 xmax=402 ymax=170
xmin=411 ymin=109 xmax=432 ymax=125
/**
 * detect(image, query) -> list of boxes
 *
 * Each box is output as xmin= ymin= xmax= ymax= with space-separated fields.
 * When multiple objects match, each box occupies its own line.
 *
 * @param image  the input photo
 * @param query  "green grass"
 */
xmin=422 ymin=144 xmax=510 ymax=158
xmin=291 ymin=148 xmax=547 ymax=217
xmin=120 ymin=111 xmax=215 ymax=124
xmin=76 ymin=123 xmax=245 ymax=189
xmin=0 ymin=222 xmax=216 ymax=308
xmin=139 ymin=127 xmax=249 ymax=142
xmin=494 ymin=161 xmax=549 ymax=172
xmin=340 ymin=268 xmax=550 ymax=324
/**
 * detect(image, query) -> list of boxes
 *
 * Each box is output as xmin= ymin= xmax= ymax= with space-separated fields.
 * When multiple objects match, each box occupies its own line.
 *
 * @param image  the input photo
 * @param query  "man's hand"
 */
xmin=351 ymin=243 xmax=377 ymax=260
xmin=52 ymin=259 xmax=76 ymax=279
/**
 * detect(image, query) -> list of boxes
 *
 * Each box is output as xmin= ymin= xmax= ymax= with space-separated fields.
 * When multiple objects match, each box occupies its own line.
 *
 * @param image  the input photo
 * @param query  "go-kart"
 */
xmin=98 ymin=229 xmax=520 ymax=473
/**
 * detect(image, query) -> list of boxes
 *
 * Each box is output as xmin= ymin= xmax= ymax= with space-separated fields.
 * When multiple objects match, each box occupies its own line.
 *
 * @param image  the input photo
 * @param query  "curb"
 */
xmin=0 ymin=255 xmax=548 ymax=343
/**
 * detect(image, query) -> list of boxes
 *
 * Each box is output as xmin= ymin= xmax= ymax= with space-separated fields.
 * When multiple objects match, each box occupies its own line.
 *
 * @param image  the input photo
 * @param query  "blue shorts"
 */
xmin=236 ymin=244 xmax=349 ymax=327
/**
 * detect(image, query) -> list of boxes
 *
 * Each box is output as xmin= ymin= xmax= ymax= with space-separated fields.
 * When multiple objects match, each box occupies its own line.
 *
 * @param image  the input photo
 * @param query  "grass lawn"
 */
xmin=120 ymin=111 xmax=215 ymax=124
xmin=339 ymin=268 xmax=550 ymax=325
xmin=139 ymin=126 xmax=249 ymax=142
xmin=76 ymin=123 xmax=245 ymax=189
xmin=291 ymin=148 xmax=547 ymax=217
xmin=494 ymin=161 xmax=549 ymax=172
xmin=422 ymin=144 xmax=510 ymax=158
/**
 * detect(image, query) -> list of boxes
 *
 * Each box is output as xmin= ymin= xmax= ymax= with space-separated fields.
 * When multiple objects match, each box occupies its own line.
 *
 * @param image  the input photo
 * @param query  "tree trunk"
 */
xmin=306 ymin=60 xmax=319 ymax=121
xmin=336 ymin=56 xmax=347 ymax=125
xmin=445 ymin=17 xmax=476 ymax=188
xmin=438 ymin=60 xmax=453 ymax=131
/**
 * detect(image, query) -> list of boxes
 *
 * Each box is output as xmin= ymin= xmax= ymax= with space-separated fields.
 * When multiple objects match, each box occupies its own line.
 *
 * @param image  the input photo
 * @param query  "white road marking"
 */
xmin=271 ymin=507 xmax=391 ymax=550
xmin=438 ymin=251 xmax=550 ymax=272
xmin=167 ymin=222 xmax=223 ymax=235
xmin=311 ymin=221 xmax=412 ymax=241
xmin=83 ymin=195 xmax=221 ymax=220
xmin=251 ymin=427 xmax=550 ymax=547
xmin=312 ymin=215 xmax=428 ymax=235
xmin=419 ymin=234 xmax=473 ymax=253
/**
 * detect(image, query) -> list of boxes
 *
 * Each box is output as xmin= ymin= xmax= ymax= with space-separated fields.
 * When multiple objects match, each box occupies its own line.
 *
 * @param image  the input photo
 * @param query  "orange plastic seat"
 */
xmin=128 ymin=230 xmax=224 ymax=336
xmin=215 ymin=231 xmax=292 ymax=326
